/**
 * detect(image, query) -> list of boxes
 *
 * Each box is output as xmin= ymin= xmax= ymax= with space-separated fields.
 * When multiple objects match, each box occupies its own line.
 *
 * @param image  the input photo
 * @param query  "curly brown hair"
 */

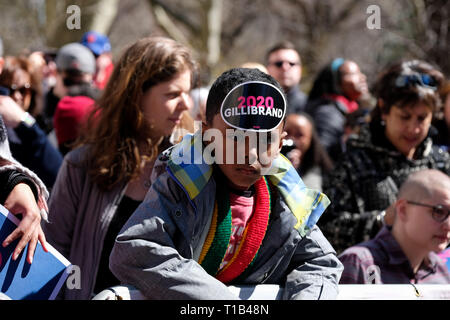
xmin=78 ymin=37 xmax=197 ymax=191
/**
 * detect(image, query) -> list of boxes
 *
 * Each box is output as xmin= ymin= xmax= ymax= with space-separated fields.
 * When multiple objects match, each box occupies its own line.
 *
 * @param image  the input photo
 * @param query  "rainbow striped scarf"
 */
xmin=167 ymin=130 xmax=330 ymax=237
xmin=198 ymin=176 xmax=271 ymax=283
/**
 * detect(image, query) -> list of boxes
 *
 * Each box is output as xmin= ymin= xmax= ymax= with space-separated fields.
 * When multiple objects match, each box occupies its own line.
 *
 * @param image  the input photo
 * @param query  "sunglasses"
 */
xmin=270 ymin=61 xmax=299 ymax=68
xmin=395 ymin=73 xmax=437 ymax=90
xmin=8 ymin=83 xmax=32 ymax=97
xmin=407 ymin=200 xmax=450 ymax=223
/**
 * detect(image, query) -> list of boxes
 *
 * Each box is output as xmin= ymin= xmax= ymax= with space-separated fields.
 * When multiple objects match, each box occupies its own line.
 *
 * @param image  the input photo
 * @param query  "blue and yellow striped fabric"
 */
xmin=167 ymin=131 xmax=330 ymax=236
xmin=267 ymin=154 xmax=330 ymax=236
xmin=167 ymin=131 xmax=213 ymax=200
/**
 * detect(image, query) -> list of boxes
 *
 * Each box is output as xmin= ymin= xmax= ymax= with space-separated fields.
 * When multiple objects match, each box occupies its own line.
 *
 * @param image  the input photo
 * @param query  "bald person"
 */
xmin=338 ymin=169 xmax=450 ymax=284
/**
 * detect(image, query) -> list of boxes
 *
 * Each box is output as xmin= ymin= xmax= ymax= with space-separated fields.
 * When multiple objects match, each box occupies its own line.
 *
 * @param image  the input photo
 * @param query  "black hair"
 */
xmin=205 ymin=67 xmax=285 ymax=124
xmin=265 ymin=41 xmax=301 ymax=65
xmin=290 ymin=112 xmax=334 ymax=174
xmin=307 ymin=59 xmax=345 ymax=102
xmin=370 ymin=59 xmax=444 ymax=123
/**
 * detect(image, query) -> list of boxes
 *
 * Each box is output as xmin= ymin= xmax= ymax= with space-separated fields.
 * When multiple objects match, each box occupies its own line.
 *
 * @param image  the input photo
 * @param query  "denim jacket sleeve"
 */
xmin=109 ymin=171 xmax=239 ymax=300
xmin=283 ymin=225 xmax=344 ymax=300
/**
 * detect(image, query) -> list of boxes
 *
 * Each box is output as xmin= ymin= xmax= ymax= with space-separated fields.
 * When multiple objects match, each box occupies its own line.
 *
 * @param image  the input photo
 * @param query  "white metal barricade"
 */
xmin=92 ymin=284 xmax=450 ymax=300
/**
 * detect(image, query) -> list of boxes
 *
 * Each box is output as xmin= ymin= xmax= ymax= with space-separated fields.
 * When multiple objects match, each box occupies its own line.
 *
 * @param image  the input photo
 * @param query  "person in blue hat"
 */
xmin=81 ymin=31 xmax=114 ymax=90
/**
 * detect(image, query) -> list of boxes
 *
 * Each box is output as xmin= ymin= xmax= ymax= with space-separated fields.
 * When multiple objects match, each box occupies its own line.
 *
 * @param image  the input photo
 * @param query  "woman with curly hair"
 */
xmin=320 ymin=60 xmax=450 ymax=254
xmin=44 ymin=37 xmax=197 ymax=300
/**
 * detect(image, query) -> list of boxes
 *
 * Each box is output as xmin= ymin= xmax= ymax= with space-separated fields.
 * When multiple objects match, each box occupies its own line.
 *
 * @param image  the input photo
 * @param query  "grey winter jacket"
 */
xmin=44 ymin=146 xmax=127 ymax=300
xmin=109 ymin=143 xmax=343 ymax=300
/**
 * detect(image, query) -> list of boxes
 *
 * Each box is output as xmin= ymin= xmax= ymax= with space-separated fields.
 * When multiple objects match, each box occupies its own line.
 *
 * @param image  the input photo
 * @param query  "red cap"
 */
xmin=54 ymin=96 xmax=95 ymax=145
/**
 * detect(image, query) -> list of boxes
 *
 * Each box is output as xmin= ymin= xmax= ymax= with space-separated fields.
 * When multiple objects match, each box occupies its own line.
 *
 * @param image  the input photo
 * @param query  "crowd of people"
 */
xmin=0 ymin=32 xmax=449 ymax=300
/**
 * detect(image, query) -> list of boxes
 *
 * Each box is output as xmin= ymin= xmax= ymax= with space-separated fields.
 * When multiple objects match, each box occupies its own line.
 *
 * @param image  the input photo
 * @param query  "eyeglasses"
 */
xmin=407 ymin=200 xmax=450 ymax=223
xmin=8 ymin=83 xmax=32 ymax=97
xmin=395 ymin=73 xmax=437 ymax=90
xmin=269 ymin=61 xmax=299 ymax=68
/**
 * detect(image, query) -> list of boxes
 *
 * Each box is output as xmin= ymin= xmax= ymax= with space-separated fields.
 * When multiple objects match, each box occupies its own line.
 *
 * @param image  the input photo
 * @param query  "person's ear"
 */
xmin=202 ymin=119 xmax=210 ymax=134
xmin=278 ymin=130 xmax=288 ymax=151
xmin=395 ymin=199 xmax=408 ymax=222
xmin=378 ymin=99 xmax=388 ymax=120
xmin=0 ymin=57 xmax=4 ymax=74
xmin=202 ymin=118 xmax=214 ymax=148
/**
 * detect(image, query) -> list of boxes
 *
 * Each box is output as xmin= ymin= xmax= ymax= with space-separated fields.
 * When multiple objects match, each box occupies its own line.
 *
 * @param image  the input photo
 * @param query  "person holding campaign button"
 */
xmin=109 ymin=68 xmax=343 ymax=300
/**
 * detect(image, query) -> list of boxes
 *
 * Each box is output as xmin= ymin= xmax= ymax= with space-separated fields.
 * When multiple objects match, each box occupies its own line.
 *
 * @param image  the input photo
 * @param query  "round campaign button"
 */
xmin=220 ymin=81 xmax=286 ymax=132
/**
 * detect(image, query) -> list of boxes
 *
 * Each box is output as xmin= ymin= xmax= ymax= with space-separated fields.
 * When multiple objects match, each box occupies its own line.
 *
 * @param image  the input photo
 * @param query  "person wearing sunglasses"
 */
xmin=0 ymin=54 xmax=62 ymax=189
xmin=265 ymin=41 xmax=307 ymax=114
xmin=0 ymin=56 xmax=33 ymax=111
xmin=339 ymin=169 xmax=450 ymax=284
xmin=0 ymin=36 xmax=50 ymax=273
xmin=320 ymin=60 xmax=450 ymax=254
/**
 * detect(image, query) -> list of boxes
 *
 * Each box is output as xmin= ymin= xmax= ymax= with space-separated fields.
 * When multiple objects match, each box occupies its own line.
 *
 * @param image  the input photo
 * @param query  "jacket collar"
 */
xmin=323 ymin=94 xmax=359 ymax=113
xmin=348 ymin=122 xmax=434 ymax=159
xmin=166 ymin=130 xmax=330 ymax=236
xmin=376 ymin=226 xmax=438 ymax=273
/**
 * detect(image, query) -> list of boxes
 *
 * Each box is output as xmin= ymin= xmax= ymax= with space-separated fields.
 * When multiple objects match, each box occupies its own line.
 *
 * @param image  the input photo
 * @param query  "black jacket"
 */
xmin=7 ymin=122 xmax=63 ymax=189
xmin=319 ymin=121 xmax=450 ymax=254
xmin=286 ymin=86 xmax=307 ymax=114
xmin=305 ymin=97 xmax=348 ymax=161
xmin=0 ymin=169 xmax=39 ymax=204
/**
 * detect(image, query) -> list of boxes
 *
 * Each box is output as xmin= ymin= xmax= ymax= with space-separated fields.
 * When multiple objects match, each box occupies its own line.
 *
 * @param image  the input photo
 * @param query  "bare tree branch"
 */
xmin=334 ymin=0 xmax=362 ymax=25
xmin=152 ymin=4 xmax=192 ymax=47
xmin=148 ymin=0 xmax=200 ymax=35
xmin=89 ymin=0 xmax=119 ymax=34
xmin=206 ymin=0 xmax=222 ymax=66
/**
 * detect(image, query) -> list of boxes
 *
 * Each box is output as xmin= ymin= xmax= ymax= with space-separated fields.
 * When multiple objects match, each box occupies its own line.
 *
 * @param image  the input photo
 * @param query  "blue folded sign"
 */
xmin=0 ymin=204 xmax=71 ymax=300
